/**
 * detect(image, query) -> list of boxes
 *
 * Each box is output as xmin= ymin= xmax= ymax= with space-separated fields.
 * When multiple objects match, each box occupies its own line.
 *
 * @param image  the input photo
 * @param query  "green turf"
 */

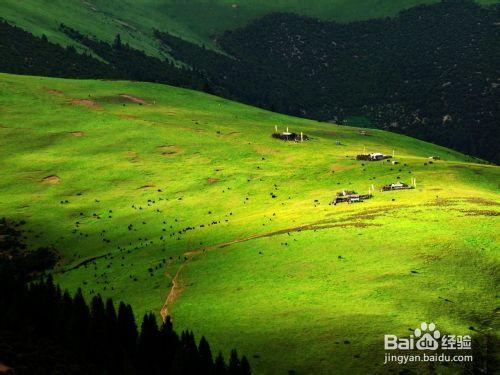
xmin=1 ymin=0 xmax=498 ymax=53
xmin=0 ymin=73 xmax=498 ymax=374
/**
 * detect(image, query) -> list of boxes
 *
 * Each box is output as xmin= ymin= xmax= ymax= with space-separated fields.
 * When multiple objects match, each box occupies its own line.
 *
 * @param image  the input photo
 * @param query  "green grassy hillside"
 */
xmin=0 ymin=73 xmax=498 ymax=374
xmin=1 ymin=0 xmax=498 ymax=53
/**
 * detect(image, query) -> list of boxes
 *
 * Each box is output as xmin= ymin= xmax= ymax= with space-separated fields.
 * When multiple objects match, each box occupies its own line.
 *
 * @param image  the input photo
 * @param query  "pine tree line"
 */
xmin=0 ymin=20 xmax=208 ymax=92
xmin=0 ymin=20 xmax=115 ymax=79
xmin=58 ymin=24 xmax=206 ymax=90
xmin=0 ymin=273 xmax=251 ymax=375
xmin=0 ymin=221 xmax=251 ymax=375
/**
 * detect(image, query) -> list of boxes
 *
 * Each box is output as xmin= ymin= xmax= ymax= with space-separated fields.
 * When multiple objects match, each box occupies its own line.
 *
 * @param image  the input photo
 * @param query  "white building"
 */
xmin=369 ymin=152 xmax=385 ymax=160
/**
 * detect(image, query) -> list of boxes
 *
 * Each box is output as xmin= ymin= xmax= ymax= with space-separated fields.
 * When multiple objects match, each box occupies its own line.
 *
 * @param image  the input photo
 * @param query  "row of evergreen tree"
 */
xmin=58 ymin=24 xmax=206 ymax=90
xmin=0 ymin=20 xmax=114 ymax=79
xmin=0 ymin=220 xmax=250 ymax=375
xmin=0 ymin=20 xmax=208 ymax=92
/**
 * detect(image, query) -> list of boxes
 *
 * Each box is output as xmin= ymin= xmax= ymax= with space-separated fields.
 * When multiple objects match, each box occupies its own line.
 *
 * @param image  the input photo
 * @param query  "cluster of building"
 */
xmin=333 ymin=178 xmax=417 ymax=205
xmin=272 ymin=126 xmax=308 ymax=142
xmin=380 ymin=181 xmax=415 ymax=191
xmin=356 ymin=152 xmax=391 ymax=161
xmin=333 ymin=190 xmax=372 ymax=205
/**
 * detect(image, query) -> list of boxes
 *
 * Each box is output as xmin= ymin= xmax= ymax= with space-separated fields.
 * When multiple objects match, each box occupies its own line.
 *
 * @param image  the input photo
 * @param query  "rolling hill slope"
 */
xmin=0 ymin=73 xmax=498 ymax=373
xmin=1 ymin=0 xmax=497 ymax=53
xmin=2 ymin=1 xmax=498 ymax=164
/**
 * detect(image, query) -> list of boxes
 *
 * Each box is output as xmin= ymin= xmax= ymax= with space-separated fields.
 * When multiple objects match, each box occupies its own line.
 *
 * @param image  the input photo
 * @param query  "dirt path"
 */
xmin=160 ymin=219 xmax=373 ymax=321
xmin=120 ymin=94 xmax=147 ymax=104
xmin=160 ymin=262 xmax=187 ymax=320
xmin=71 ymin=99 xmax=100 ymax=108
xmin=42 ymin=175 xmax=61 ymax=184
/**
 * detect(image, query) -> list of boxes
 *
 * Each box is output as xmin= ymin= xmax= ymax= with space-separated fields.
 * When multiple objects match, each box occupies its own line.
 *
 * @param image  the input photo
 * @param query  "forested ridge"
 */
xmin=160 ymin=0 xmax=500 ymax=162
xmin=0 ymin=21 xmax=207 ymax=91
xmin=0 ymin=219 xmax=251 ymax=374
xmin=1 ymin=0 xmax=498 ymax=162
xmin=0 ymin=21 xmax=114 ymax=79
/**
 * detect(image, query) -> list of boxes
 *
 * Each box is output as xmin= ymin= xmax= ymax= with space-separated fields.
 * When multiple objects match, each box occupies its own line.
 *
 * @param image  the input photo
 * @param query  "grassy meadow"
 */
xmin=2 ymin=0 xmax=498 ymax=53
xmin=0 ymin=73 xmax=498 ymax=374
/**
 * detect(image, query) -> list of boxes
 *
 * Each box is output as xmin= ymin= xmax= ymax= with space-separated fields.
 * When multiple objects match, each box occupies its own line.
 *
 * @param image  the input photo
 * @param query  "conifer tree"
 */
xmin=70 ymin=288 xmax=91 ymax=357
xmin=105 ymin=298 xmax=123 ymax=374
xmin=214 ymin=352 xmax=227 ymax=375
xmin=90 ymin=294 xmax=107 ymax=368
xmin=159 ymin=315 xmax=179 ymax=370
xmin=228 ymin=349 xmax=241 ymax=375
xmin=137 ymin=312 xmax=161 ymax=374
xmin=118 ymin=301 xmax=138 ymax=359
xmin=198 ymin=335 xmax=214 ymax=372
xmin=240 ymin=356 xmax=251 ymax=375
xmin=113 ymin=33 xmax=122 ymax=50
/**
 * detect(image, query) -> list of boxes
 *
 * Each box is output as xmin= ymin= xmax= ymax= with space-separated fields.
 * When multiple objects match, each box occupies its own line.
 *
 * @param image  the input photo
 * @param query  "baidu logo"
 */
xmin=384 ymin=322 xmax=471 ymax=351
xmin=415 ymin=322 xmax=440 ymax=350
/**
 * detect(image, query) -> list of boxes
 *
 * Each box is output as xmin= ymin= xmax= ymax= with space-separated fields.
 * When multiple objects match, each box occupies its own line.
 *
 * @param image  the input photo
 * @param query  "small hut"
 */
xmin=272 ymin=126 xmax=308 ymax=142
xmin=369 ymin=152 xmax=385 ymax=160
xmin=380 ymin=181 xmax=414 ymax=192
xmin=356 ymin=152 xmax=390 ymax=161
xmin=333 ymin=190 xmax=372 ymax=205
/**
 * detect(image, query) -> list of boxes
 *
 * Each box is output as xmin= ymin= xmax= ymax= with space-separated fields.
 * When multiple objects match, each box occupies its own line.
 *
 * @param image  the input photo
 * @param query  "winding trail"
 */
xmin=160 ymin=219 xmax=374 ymax=321
xmin=161 ymin=263 xmax=187 ymax=320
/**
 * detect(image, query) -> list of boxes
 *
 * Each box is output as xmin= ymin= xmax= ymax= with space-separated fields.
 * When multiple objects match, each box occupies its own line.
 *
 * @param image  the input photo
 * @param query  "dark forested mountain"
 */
xmin=0 ymin=21 xmax=114 ymax=79
xmin=159 ymin=0 xmax=500 ymax=162
xmin=0 ymin=21 xmax=205 ymax=90
xmin=1 ymin=0 xmax=498 ymax=162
